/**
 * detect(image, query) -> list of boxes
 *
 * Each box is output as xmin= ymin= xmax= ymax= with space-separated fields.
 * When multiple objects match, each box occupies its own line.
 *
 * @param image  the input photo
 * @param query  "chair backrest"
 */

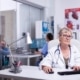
xmin=48 ymin=39 xmax=80 ymax=52
xmin=48 ymin=39 xmax=59 ymax=50
xmin=71 ymin=39 xmax=80 ymax=52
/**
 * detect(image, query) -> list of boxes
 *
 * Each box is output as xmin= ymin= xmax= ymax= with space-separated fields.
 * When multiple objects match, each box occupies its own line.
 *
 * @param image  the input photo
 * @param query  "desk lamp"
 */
xmin=9 ymin=32 xmax=32 ymax=73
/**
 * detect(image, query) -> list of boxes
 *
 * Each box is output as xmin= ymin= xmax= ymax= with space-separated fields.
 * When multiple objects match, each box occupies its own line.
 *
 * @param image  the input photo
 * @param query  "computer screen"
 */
xmin=30 ymin=38 xmax=46 ymax=49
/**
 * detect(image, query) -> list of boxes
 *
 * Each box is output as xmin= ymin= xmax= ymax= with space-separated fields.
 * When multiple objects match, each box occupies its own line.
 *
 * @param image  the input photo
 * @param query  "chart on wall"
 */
xmin=65 ymin=8 xmax=80 ymax=30
xmin=42 ymin=21 xmax=49 ymax=38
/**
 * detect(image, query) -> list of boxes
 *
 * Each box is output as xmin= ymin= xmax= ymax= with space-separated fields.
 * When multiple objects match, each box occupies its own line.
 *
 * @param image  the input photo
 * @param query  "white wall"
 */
xmin=50 ymin=0 xmax=55 ymax=16
xmin=0 ymin=0 xmax=16 ymax=11
xmin=54 ymin=0 xmax=80 ymax=39
xmin=26 ymin=0 xmax=47 ymax=7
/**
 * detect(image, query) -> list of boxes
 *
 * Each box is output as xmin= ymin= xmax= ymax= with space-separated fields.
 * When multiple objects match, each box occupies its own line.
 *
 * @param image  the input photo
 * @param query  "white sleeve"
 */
xmin=39 ymin=48 xmax=54 ymax=70
xmin=73 ymin=46 xmax=80 ymax=66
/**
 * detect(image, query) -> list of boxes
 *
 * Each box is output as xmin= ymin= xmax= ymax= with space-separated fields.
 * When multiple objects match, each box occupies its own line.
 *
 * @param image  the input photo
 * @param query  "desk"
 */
xmin=0 ymin=66 xmax=80 ymax=80
xmin=7 ymin=53 xmax=41 ymax=66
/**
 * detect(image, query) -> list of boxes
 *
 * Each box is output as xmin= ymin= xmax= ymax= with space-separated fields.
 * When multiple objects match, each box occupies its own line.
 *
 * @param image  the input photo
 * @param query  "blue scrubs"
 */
xmin=41 ymin=43 xmax=48 ymax=57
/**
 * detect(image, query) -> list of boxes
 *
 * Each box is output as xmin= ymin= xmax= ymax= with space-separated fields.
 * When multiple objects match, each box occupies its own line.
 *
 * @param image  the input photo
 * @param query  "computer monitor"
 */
xmin=30 ymin=38 xmax=46 ymax=49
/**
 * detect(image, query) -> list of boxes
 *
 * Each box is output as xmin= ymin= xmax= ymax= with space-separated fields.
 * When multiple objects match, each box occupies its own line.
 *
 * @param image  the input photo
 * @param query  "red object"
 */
xmin=65 ymin=13 xmax=69 ymax=19
xmin=72 ymin=11 xmax=78 ymax=20
xmin=67 ymin=21 xmax=73 ymax=29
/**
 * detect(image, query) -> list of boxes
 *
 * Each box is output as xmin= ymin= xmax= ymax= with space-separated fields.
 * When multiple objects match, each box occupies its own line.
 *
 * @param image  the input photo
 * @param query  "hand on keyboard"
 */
xmin=72 ymin=66 xmax=80 ymax=71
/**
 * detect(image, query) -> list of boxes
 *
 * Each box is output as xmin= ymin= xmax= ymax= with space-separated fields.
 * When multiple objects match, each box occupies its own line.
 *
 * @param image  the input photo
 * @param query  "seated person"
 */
xmin=35 ymin=33 xmax=53 ymax=65
xmin=39 ymin=27 xmax=80 ymax=73
xmin=0 ymin=40 xmax=10 ymax=67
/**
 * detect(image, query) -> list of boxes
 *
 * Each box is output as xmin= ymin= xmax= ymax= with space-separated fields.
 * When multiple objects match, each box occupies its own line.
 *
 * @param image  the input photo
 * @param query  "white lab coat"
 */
xmin=39 ymin=45 xmax=80 ymax=69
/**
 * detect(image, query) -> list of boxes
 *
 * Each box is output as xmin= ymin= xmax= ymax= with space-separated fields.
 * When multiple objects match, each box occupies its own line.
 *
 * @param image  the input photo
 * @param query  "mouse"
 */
xmin=48 ymin=71 xmax=54 ymax=74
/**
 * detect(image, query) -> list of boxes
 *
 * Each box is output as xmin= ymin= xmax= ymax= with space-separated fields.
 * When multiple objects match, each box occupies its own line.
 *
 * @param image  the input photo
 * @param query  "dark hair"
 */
xmin=46 ymin=33 xmax=53 ymax=40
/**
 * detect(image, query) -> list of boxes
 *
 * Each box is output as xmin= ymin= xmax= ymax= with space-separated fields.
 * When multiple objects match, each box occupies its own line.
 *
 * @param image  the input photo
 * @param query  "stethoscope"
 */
xmin=54 ymin=44 xmax=71 ymax=68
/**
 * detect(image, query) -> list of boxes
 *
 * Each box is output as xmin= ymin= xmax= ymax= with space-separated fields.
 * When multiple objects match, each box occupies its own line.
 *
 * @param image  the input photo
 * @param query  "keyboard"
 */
xmin=58 ymin=70 xmax=80 ymax=75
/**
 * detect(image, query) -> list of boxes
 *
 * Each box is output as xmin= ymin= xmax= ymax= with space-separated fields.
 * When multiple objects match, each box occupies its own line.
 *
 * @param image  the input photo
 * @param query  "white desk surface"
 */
xmin=0 ymin=65 xmax=80 ymax=80
xmin=7 ymin=53 xmax=41 ymax=58
xmin=7 ymin=53 xmax=41 ymax=66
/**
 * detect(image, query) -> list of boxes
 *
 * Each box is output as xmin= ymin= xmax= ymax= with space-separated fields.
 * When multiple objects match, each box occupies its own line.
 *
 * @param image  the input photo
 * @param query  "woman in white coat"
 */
xmin=39 ymin=27 xmax=80 ymax=73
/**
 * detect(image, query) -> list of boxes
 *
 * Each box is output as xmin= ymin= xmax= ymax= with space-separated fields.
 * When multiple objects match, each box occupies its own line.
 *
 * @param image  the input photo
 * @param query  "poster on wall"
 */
xmin=42 ymin=21 xmax=49 ymax=38
xmin=65 ymin=8 xmax=80 ymax=30
xmin=42 ymin=22 xmax=49 ymax=33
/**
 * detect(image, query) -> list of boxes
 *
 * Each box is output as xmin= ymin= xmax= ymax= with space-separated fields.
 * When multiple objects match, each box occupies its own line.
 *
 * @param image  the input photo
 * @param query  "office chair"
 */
xmin=0 ymin=55 xmax=10 ymax=70
xmin=48 ymin=39 xmax=80 ymax=52
xmin=48 ymin=39 xmax=59 ymax=50
xmin=71 ymin=39 xmax=80 ymax=52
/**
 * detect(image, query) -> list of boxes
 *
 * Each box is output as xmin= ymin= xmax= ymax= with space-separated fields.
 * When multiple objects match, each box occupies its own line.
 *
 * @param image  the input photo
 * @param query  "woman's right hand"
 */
xmin=42 ymin=65 xmax=53 ymax=73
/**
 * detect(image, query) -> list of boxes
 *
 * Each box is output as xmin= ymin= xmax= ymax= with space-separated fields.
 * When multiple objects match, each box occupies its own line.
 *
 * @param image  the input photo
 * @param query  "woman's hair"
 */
xmin=58 ymin=27 xmax=72 ymax=36
xmin=46 ymin=33 xmax=53 ymax=40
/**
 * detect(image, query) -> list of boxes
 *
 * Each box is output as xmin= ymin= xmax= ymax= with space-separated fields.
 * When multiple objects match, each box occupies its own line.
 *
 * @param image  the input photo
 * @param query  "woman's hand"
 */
xmin=72 ymin=66 xmax=80 ymax=71
xmin=42 ymin=65 xmax=53 ymax=73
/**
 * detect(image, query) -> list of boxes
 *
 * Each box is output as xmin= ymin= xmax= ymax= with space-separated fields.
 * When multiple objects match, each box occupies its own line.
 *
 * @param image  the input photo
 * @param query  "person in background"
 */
xmin=0 ymin=40 xmax=10 ymax=68
xmin=39 ymin=27 xmax=80 ymax=73
xmin=0 ymin=40 xmax=10 ymax=55
xmin=35 ymin=33 xmax=53 ymax=66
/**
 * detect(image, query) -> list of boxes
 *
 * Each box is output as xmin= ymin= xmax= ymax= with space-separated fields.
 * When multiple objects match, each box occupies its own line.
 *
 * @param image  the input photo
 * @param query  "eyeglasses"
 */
xmin=61 ymin=34 xmax=72 ymax=38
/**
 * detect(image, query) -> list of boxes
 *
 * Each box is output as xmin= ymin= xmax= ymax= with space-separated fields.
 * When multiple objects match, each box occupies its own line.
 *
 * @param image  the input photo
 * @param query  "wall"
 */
xmin=49 ymin=0 xmax=55 ymax=16
xmin=0 ymin=10 xmax=16 ymax=45
xmin=54 ymin=0 xmax=80 ymax=39
xmin=0 ymin=0 xmax=18 ymax=47
xmin=0 ymin=0 xmax=16 ymax=11
xmin=26 ymin=0 xmax=47 ymax=7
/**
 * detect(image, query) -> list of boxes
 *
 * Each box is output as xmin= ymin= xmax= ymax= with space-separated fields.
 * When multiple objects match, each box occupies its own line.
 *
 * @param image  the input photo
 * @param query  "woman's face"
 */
xmin=59 ymin=30 xmax=72 ymax=46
